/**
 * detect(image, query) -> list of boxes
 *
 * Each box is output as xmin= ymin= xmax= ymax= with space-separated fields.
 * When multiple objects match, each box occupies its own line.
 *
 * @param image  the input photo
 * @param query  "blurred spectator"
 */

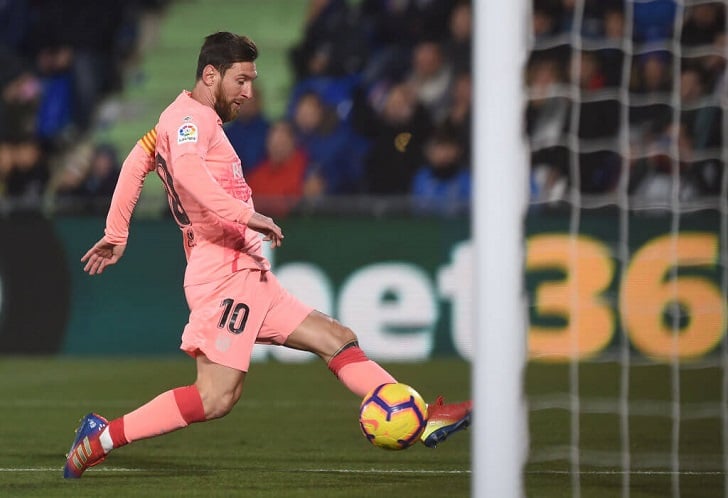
xmin=359 ymin=0 xmax=453 ymax=87
xmin=292 ymin=91 xmax=366 ymax=196
xmin=442 ymin=71 xmax=472 ymax=165
xmin=54 ymin=143 xmax=120 ymax=213
xmin=532 ymin=5 xmax=559 ymax=40
xmin=577 ymin=51 xmax=606 ymax=91
xmin=34 ymin=46 xmax=75 ymax=142
xmin=632 ymin=0 xmax=676 ymax=43
xmin=286 ymin=73 xmax=362 ymax=123
xmin=631 ymin=52 xmax=673 ymax=95
xmin=680 ymin=65 xmax=706 ymax=104
xmin=360 ymin=0 xmax=453 ymax=47
xmin=18 ymin=0 xmax=163 ymax=135
xmin=701 ymin=33 xmax=727 ymax=95
xmin=0 ymin=80 xmax=40 ymax=141
xmin=2 ymin=140 xmax=49 ymax=209
xmin=576 ymin=52 xmax=619 ymax=140
xmin=406 ymin=40 xmax=453 ymax=125
xmin=579 ymin=150 xmax=622 ymax=193
xmin=679 ymin=65 xmax=721 ymax=172
xmin=526 ymin=57 xmax=570 ymax=202
xmin=352 ymin=82 xmax=433 ymax=195
xmin=53 ymin=164 xmax=88 ymax=213
xmin=572 ymin=43 xmax=621 ymax=194
xmin=555 ymin=0 xmax=575 ymax=35
xmin=443 ymin=1 xmax=472 ymax=75
xmin=0 ymin=49 xmax=42 ymax=143
xmin=597 ymin=8 xmax=626 ymax=87
xmin=681 ymin=3 xmax=725 ymax=47
xmin=628 ymin=120 xmax=696 ymax=202
xmin=289 ymin=0 xmax=368 ymax=81
xmin=629 ymin=52 xmax=674 ymax=151
xmin=224 ymin=90 xmax=269 ymax=174
xmin=680 ymin=63 xmax=724 ymax=196
xmin=581 ymin=0 xmax=626 ymax=38
xmin=82 ymin=143 xmax=120 ymax=198
xmin=603 ymin=7 xmax=625 ymax=41
xmin=0 ymin=47 xmax=46 ymax=210
xmin=247 ymin=120 xmax=308 ymax=217
xmin=411 ymin=125 xmax=470 ymax=216
xmin=526 ymin=57 xmax=569 ymax=150
xmin=629 ymin=95 xmax=710 ymax=199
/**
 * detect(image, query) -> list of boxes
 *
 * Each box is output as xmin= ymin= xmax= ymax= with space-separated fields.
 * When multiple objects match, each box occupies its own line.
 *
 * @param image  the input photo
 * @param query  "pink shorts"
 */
xmin=180 ymin=269 xmax=313 ymax=371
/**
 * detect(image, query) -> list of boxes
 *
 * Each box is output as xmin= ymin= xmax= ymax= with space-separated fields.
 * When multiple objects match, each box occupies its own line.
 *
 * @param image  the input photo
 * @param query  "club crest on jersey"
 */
xmin=177 ymin=123 xmax=198 ymax=144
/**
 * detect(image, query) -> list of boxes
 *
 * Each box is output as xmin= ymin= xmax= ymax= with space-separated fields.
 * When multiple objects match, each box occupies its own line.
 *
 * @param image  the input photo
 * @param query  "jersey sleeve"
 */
xmin=104 ymin=129 xmax=157 ymax=245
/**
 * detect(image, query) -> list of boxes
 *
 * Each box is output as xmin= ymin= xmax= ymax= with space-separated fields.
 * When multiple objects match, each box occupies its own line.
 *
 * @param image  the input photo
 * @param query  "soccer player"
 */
xmin=63 ymin=32 xmax=471 ymax=479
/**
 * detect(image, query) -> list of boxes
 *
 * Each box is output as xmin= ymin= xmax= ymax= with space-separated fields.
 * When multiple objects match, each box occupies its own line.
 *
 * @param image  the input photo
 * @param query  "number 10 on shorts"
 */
xmin=218 ymin=298 xmax=249 ymax=334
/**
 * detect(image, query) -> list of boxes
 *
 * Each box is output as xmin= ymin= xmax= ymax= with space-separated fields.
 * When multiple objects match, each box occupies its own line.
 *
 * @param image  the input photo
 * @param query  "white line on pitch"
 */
xmin=1 ymin=468 xmax=723 ymax=476
xmin=0 ymin=467 xmax=469 ymax=475
xmin=0 ymin=468 xmax=143 ymax=472
xmin=292 ymin=469 xmax=470 ymax=475
xmin=296 ymin=469 xmax=725 ymax=476
xmin=528 ymin=470 xmax=725 ymax=476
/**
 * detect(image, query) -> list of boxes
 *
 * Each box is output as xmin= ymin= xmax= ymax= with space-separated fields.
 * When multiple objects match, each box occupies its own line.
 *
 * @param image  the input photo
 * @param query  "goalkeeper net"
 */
xmin=524 ymin=0 xmax=727 ymax=497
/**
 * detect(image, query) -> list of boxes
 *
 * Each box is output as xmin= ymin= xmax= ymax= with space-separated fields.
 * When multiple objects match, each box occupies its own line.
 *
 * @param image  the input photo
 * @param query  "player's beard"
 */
xmin=213 ymin=83 xmax=238 ymax=123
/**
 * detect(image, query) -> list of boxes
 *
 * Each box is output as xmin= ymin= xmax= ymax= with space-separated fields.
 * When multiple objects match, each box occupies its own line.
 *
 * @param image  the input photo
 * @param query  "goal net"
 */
xmin=523 ymin=0 xmax=727 ymax=497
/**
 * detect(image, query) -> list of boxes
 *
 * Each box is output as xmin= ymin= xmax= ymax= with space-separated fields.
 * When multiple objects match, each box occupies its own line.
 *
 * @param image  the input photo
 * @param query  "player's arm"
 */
xmin=82 ymin=129 xmax=157 ymax=275
xmin=173 ymin=153 xmax=283 ymax=247
xmin=104 ymin=128 xmax=157 ymax=245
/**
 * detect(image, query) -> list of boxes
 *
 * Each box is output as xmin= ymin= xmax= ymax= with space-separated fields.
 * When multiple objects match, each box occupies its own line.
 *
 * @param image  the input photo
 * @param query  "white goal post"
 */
xmin=473 ymin=0 xmax=529 ymax=496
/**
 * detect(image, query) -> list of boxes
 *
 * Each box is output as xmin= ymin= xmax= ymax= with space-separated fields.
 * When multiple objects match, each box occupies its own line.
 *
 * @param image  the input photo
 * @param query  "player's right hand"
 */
xmin=81 ymin=237 xmax=127 ymax=275
xmin=246 ymin=212 xmax=284 ymax=248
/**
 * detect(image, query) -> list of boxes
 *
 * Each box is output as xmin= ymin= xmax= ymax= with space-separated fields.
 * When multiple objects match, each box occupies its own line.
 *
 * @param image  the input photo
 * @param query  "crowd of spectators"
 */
xmin=248 ymin=0 xmax=474 ymax=216
xmin=254 ymin=0 xmax=725 ymax=214
xmin=1 ymin=0 xmax=724 ymax=216
xmin=529 ymin=0 xmax=725 ymax=205
xmin=0 ymin=0 xmax=167 ymax=213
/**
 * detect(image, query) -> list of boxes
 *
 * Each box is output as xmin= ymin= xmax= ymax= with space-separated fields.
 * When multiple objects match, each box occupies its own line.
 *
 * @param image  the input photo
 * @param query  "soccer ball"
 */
xmin=359 ymin=383 xmax=428 ymax=450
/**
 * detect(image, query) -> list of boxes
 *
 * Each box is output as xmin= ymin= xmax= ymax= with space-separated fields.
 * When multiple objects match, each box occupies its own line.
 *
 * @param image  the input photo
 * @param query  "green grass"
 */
xmin=0 ymin=358 xmax=725 ymax=497
xmin=0 ymin=358 xmax=470 ymax=498
xmin=525 ymin=361 xmax=727 ymax=498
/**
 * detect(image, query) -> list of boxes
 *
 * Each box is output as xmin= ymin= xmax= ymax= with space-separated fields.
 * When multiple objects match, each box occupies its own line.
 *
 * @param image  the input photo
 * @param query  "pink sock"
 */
xmin=106 ymin=385 xmax=206 ymax=449
xmin=328 ymin=346 xmax=396 ymax=397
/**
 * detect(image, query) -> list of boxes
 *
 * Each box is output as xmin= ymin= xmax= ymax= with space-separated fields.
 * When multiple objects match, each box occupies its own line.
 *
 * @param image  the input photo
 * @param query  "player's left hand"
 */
xmin=81 ymin=237 xmax=127 ymax=275
xmin=247 ymin=212 xmax=284 ymax=248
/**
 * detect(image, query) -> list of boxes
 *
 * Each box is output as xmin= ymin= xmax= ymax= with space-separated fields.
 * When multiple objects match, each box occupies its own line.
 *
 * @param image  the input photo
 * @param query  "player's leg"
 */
xmin=193 ymin=353 xmax=246 ymax=419
xmin=283 ymin=310 xmax=471 ymax=447
xmin=63 ymin=353 xmax=244 ymax=478
xmin=264 ymin=270 xmax=471 ymax=448
xmin=64 ymin=274 xmax=256 ymax=479
xmin=252 ymin=271 xmax=395 ymax=397
xmin=283 ymin=310 xmax=396 ymax=397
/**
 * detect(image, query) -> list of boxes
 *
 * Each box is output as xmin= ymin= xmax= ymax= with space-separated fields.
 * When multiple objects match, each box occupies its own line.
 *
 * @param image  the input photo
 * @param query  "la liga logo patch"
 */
xmin=177 ymin=123 xmax=198 ymax=144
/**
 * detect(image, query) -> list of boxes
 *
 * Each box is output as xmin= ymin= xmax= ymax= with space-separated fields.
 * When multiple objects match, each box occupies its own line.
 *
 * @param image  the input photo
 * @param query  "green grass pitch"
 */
xmin=0 ymin=357 xmax=724 ymax=497
xmin=0 ymin=357 xmax=471 ymax=498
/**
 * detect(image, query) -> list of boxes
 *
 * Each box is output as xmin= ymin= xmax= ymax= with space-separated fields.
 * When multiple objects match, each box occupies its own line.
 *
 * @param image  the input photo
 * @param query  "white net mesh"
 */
xmin=525 ymin=1 xmax=727 ymax=496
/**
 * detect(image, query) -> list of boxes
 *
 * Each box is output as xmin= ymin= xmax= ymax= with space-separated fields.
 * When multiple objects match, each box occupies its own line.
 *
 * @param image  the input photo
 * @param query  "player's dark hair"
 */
xmin=195 ymin=32 xmax=258 ymax=80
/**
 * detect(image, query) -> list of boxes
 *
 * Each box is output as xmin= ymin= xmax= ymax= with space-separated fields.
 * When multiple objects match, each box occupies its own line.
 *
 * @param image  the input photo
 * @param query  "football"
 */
xmin=359 ymin=383 xmax=428 ymax=450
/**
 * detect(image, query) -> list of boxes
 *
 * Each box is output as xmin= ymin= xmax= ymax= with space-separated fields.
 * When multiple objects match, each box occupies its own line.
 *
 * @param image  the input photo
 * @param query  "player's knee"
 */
xmin=328 ymin=320 xmax=357 ymax=349
xmin=201 ymin=387 xmax=241 ymax=420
